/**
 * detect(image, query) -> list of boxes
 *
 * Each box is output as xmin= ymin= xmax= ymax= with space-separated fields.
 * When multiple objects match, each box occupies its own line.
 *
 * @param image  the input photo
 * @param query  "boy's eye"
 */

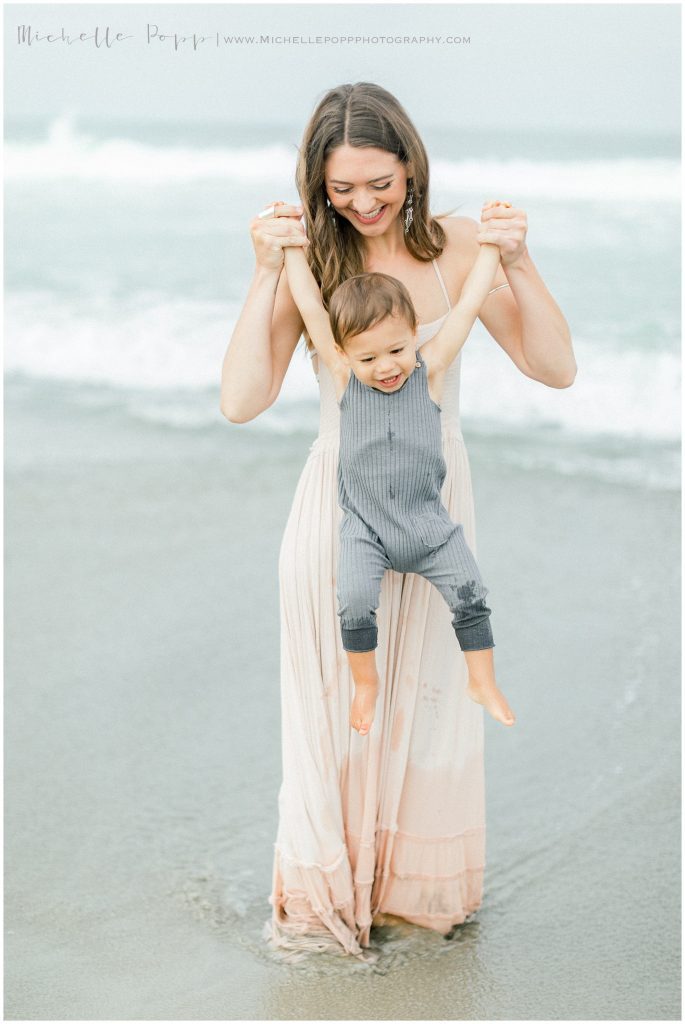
xmin=332 ymin=182 xmax=392 ymax=194
xmin=361 ymin=347 xmax=404 ymax=363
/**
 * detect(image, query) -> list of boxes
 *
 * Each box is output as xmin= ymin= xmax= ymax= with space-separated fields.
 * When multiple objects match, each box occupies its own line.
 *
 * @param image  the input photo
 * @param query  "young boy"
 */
xmin=283 ymin=203 xmax=516 ymax=735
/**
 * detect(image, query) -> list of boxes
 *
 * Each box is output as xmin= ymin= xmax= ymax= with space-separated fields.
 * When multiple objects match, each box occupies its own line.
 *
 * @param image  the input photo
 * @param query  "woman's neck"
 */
xmin=361 ymin=218 xmax=408 ymax=265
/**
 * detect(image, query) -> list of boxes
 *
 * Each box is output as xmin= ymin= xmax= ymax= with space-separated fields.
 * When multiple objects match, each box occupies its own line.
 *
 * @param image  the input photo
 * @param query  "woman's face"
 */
xmin=324 ymin=145 xmax=413 ymax=235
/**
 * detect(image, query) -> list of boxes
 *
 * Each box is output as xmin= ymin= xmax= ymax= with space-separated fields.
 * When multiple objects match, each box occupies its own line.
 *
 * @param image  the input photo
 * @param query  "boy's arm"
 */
xmin=283 ymin=247 xmax=346 ymax=377
xmin=426 ymin=242 xmax=501 ymax=372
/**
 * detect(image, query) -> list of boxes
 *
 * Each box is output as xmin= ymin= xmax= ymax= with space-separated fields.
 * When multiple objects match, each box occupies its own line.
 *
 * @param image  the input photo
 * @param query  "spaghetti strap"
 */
xmin=431 ymin=257 xmax=510 ymax=309
xmin=431 ymin=259 xmax=452 ymax=314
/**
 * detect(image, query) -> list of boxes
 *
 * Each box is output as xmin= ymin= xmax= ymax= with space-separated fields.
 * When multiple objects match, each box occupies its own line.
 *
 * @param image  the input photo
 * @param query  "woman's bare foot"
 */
xmin=466 ymin=676 xmax=516 ymax=726
xmin=350 ymin=680 xmax=378 ymax=736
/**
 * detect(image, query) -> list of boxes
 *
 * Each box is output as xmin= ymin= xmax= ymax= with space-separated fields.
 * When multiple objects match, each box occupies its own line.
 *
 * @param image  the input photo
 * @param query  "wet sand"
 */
xmin=4 ymin=384 xmax=681 ymax=1020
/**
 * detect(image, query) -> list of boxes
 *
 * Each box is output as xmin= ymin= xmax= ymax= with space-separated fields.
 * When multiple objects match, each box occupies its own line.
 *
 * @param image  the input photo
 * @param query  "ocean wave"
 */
xmin=5 ymin=375 xmax=679 ymax=491
xmin=4 ymin=289 xmax=680 ymax=445
xmin=4 ymin=114 xmax=680 ymax=201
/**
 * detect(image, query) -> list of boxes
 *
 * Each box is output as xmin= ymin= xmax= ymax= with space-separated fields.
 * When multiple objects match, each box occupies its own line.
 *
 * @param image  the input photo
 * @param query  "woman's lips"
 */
xmin=351 ymin=205 xmax=387 ymax=224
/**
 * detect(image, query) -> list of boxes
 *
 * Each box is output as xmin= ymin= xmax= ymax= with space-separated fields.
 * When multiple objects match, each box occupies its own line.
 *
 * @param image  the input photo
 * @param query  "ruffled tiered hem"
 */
xmin=263 ymin=824 xmax=485 ymax=961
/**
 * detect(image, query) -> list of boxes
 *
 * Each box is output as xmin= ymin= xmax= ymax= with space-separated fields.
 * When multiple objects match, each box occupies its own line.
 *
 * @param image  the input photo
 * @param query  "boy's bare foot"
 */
xmin=350 ymin=679 xmax=378 ymax=736
xmin=466 ymin=677 xmax=516 ymax=726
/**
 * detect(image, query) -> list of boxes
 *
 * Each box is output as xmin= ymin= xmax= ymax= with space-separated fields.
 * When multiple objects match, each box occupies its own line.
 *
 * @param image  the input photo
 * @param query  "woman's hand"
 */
xmin=250 ymin=200 xmax=309 ymax=271
xmin=478 ymin=199 xmax=529 ymax=268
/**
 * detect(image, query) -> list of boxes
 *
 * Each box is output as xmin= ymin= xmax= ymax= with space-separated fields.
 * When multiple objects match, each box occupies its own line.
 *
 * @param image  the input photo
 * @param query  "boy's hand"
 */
xmin=478 ymin=198 xmax=511 ymax=238
xmin=477 ymin=199 xmax=529 ymax=268
xmin=250 ymin=199 xmax=309 ymax=271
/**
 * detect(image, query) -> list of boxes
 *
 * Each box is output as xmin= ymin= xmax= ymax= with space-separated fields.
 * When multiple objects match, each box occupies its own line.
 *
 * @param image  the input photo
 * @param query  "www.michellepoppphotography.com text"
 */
xmin=15 ymin=24 xmax=471 ymax=51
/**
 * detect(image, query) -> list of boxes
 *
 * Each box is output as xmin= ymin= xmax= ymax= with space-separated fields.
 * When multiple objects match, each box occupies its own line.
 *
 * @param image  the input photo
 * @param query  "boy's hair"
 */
xmin=329 ymin=272 xmax=418 ymax=349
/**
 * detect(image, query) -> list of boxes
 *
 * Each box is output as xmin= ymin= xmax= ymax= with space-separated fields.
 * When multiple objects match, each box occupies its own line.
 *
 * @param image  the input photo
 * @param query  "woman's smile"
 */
xmin=350 ymin=205 xmax=387 ymax=225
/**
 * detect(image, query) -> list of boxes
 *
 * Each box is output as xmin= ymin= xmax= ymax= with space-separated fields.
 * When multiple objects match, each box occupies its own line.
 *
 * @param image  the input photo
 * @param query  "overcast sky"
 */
xmin=4 ymin=3 xmax=681 ymax=133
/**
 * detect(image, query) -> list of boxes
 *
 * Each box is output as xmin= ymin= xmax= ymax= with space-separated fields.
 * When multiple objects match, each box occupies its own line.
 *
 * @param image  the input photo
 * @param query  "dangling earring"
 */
xmin=326 ymin=197 xmax=337 ymax=230
xmin=404 ymin=179 xmax=414 ymax=235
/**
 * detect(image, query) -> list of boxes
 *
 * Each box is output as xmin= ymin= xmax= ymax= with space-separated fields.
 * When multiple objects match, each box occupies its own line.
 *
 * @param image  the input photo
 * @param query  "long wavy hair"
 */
xmin=295 ymin=82 xmax=458 ymax=355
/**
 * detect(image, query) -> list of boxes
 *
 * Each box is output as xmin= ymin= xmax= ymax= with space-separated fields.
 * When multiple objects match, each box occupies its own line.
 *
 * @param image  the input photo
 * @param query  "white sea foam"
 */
xmin=4 ymin=115 xmax=680 ymax=201
xmin=4 ymin=290 xmax=680 ymax=445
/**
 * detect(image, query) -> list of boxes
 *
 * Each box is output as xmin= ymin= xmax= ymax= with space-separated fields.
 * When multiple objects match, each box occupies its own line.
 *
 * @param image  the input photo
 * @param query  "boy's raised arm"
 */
xmin=283 ymin=247 xmax=344 ymax=376
xmin=427 ymin=200 xmax=514 ymax=373
xmin=458 ymin=241 xmax=502 ymax=318
xmin=427 ymin=242 xmax=501 ymax=372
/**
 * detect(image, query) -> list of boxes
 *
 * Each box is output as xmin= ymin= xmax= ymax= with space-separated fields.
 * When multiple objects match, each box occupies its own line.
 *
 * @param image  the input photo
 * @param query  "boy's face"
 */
xmin=336 ymin=315 xmax=418 ymax=393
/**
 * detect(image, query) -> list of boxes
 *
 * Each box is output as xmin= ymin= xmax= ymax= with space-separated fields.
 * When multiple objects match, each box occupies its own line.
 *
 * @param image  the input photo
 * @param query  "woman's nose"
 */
xmin=351 ymin=195 xmax=381 ymax=213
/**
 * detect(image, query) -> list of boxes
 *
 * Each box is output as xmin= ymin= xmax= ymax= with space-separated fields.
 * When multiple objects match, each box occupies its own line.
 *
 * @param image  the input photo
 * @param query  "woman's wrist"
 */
xmin=502 ymin=245 xmax=532 ymax=272
xmin=253 ymin=261 xmax=283 ymax=287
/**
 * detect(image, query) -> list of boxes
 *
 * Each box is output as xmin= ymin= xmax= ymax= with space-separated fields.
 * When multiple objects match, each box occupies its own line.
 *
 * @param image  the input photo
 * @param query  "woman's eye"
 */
xmin=332 ymin=182 xmax=392 ymax=194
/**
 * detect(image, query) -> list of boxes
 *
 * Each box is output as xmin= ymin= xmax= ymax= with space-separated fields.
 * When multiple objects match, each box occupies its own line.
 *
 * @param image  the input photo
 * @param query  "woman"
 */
xmin=221 ymin=82 xmax=576 ymax=960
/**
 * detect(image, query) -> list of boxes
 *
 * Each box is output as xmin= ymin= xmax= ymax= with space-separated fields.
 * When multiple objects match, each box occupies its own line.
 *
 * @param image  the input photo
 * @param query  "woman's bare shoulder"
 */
xmin=435 ymin=214 xmax=480 ymax=261
xmin=431 ymin=215 xmax=480 ymax=302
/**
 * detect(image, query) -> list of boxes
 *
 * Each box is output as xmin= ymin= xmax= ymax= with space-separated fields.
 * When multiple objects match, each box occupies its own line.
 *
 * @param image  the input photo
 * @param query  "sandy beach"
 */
xmin=4 ymin=379 xmax=680 ymax=1020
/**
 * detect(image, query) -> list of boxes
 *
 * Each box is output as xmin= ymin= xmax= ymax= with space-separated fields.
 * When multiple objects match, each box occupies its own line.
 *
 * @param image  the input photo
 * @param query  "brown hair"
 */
xmin=294 ymin=82 xmax=459 ymax=354
xmin=329 ymin=273 xmax=417 ymax=349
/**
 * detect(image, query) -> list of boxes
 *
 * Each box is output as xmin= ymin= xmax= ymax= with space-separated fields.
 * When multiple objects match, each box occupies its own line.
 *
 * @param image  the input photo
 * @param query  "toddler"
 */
xmin=283 ymin=202 xmax=516 ymax=735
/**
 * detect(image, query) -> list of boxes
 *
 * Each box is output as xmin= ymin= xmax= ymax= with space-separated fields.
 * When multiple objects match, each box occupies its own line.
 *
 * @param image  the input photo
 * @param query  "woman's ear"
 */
xmin=405 ymin=161 xmax=415 ymax=180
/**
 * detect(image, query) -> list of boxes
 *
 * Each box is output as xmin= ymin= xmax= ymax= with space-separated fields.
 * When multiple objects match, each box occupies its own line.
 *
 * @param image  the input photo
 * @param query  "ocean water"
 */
xmin=4 ymin=113 xmax=681 ymax=489
xmin=4 ymin=116 xmax=681 ymax=1015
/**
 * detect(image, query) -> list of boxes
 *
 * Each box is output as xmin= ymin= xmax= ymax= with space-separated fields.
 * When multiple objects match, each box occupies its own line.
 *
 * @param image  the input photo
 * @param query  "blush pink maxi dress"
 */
xmin=263 ymin=258 xmax=486 ymax=960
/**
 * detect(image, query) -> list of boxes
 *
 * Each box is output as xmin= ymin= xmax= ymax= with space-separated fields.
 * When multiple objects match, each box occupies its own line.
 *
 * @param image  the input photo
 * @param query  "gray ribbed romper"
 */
xmin=336 ymin=348 xmax=494 ymax=654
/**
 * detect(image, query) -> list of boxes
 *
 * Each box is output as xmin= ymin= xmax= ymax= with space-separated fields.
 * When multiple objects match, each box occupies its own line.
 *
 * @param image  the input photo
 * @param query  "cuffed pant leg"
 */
xmin=337 ymin=528 xmax=390 ymax=653
xmin=420 ymin=524 xmax=495 ymax=652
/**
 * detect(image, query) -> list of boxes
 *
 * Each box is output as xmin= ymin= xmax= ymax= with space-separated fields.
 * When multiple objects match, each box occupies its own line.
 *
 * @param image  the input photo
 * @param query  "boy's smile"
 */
xmin=336 ymin=315 xmax=418 ymax=393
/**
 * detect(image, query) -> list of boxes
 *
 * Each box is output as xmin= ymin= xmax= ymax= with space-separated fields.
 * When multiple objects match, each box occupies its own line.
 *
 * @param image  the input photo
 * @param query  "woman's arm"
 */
xmin=446 ymin=213 xmax=577 ymax=388
xmin=283 ymin=247 xmax=345 ymax=377
xmin=220 ymin=204 xmax=308 ymax=423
